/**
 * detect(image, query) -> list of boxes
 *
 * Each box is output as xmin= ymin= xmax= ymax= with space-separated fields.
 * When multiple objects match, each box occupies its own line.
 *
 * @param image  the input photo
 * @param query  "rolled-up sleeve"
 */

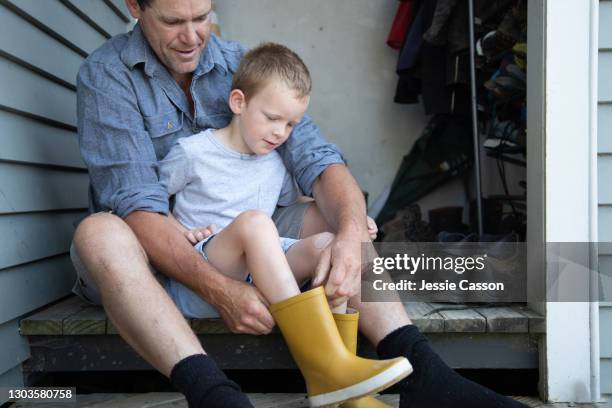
xmin=278 ymin=114 xmax=345 ymax=196
xmin=77 ymin=61 xmax=169 ymax=218
xmin=159 ymin=142 xmax=191 ymax=196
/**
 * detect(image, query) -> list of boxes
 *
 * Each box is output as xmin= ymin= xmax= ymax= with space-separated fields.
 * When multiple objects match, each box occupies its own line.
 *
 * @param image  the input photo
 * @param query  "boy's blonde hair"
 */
xmin=231 ymin=42 xmax=312 ymax=100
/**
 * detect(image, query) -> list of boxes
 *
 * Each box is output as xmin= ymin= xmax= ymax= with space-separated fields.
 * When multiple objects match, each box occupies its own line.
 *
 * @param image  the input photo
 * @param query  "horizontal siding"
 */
xmin=598 ymin=105 xmax=612 ymax=153
xmin=601 ymin=1 xmax=612 ymax=49
xmin=598 ymin=207 xmax=612 ymax=242
xmin=603 ymin=358 xmax=612 ymax=393
xmin=601 ymin=1 xmax=612 ymax=396
xmin=0 ymin=320 xmax=29 ymax=376
xmin=60 ymin=0 xmax=127 ymax=38
xmin=0 ymin=256 xmax=76 ymax=325
xmin=0 ymin=6 xmax=83 ymax=87
xmin=0 ymin=211 xmax=84 ymax=270
xmin=0 ymin=0 xmax=129 ymax=389
xmin=600 ymin=52 xmax=612 ymax=102
xmin=0 ymin=162 xmax=88 ymax=214
xmin=599 ymin=157 xmax=612 ymax=204
xmin=0 ymin=56 xmax=76 ymax=126
xmin=0 ymin=364 xmax=23 ymax=390
xmin=5 ymin=0 xmax=106 ymax=55
xmin=0 ymin=110 xmax=83 ymax=169
xmin=599 ymin=256 xmax=612 ymax=303
xmin=602 ymin=307 xmax=612 ymax=358
xmin=106 ymin=0 xmax=131 ymax=22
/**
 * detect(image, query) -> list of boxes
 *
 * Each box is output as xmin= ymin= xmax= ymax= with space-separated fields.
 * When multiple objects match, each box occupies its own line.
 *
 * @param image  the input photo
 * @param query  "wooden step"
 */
xmin=20 ymin=296 xmax=544 ymax=336
xmin=19 ymin=296 xmax=544 ymax=372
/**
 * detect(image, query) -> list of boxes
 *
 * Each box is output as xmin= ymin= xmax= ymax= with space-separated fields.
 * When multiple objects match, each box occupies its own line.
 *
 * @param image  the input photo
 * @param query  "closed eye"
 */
xmin=194 ymin=13 xmax=210 ymax=22
xmin=265 ymin=113 xmax=280 ymax=121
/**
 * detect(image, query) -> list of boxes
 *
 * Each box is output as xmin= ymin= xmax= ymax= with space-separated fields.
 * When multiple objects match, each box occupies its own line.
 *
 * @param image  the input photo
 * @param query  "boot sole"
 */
xmin=308 ymin=358 xmax=413 ymax=407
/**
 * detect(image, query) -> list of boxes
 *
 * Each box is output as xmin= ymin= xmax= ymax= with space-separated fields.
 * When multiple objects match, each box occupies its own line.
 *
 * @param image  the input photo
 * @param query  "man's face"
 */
xmin=235 ymin=81 xmax=310 ymax=155
xmin=127 ymin=0 xmax=212 ymax=83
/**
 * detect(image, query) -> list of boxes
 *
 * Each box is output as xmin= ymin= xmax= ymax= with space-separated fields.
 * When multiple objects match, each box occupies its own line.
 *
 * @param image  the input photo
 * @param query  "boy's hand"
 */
xmin=185 ymin=224 xmax=218 ymax=244
xmin=366 ymin=216 xmax=378 ymax=240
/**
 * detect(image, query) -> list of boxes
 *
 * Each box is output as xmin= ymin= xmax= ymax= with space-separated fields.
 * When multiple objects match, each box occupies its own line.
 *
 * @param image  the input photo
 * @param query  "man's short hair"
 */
xmin=232 ymin=43 xmax=312 ymax=100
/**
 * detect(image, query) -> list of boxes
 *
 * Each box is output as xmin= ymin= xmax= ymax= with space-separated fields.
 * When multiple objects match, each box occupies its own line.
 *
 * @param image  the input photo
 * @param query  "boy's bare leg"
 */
xmin=203 ymin=210 xmax=301 ymax=304
xmin=73 ymin=213 xmax=204 ymax=377
xmin=285 ymin=231 xmax=347 ymax=313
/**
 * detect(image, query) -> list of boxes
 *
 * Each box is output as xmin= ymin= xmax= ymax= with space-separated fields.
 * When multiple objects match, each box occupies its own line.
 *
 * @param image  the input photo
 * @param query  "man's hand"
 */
xmin=213 ymin=278 xmax=276 ymax=335
xmin=185 ymin=224 xmax=218 ymax=244
xmin=366 ymin=216 xmax=378 ymax=240
xmin=315 ymin=235 xmax=363 ymax=308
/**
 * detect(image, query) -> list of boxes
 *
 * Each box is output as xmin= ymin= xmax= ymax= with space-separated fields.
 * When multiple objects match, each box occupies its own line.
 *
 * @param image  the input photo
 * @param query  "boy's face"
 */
xmin=236 ymin=81 xmax=310 ymax=155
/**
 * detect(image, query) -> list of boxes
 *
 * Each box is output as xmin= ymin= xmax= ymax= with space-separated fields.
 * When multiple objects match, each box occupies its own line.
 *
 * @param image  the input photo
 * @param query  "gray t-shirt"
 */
xmin=159 ymin=129 xmax=299 ymax=231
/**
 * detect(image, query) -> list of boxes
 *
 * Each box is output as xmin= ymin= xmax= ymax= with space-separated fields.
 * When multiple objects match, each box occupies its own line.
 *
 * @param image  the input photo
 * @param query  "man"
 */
xmin=73 ymin=0 xmax=527 ymax=407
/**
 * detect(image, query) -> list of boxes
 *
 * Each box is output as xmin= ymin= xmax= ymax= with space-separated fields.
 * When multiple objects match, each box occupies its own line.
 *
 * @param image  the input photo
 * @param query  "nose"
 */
xmin=272 ymin=125 xmax=285 ymax=139
xmin=179 ymin=22 xmax=199 ymax=46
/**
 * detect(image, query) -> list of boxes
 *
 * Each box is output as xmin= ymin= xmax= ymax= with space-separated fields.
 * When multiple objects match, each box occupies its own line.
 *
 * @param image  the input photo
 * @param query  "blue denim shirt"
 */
xmin=77 ymin=24 xmax=344 ymax=218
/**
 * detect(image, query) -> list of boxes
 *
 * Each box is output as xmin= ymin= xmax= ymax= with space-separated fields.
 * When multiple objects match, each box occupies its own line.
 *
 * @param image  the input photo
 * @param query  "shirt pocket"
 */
xmin=144 ymin=110 xmax=184 ymax=138
xmin=143 ymin=110 xmax=184 ymax=159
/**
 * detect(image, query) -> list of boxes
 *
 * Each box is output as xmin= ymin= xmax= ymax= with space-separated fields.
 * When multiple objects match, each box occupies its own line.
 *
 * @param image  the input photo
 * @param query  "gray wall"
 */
xmin=599 ymin=0 xmax=612 ymax=399
xmin=215 ymin=1 xmax=525 ymax=222
xmin=214 ymin=0 xmax=429 ymax=207
xmin=0 ymin=0 xmax=131 ymax=395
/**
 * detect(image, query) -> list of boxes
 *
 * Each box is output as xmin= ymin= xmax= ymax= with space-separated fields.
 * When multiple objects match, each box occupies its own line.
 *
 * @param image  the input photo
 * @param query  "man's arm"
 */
xmin=125 ymin=212 xmax=274 ymax=334
xmin=312 ymin=164 xmax=370 ymax=304
xmin=279 ymin=115 xmax=370 ymax=304
xmin=77 ymin=61 xmax=273 ymax=334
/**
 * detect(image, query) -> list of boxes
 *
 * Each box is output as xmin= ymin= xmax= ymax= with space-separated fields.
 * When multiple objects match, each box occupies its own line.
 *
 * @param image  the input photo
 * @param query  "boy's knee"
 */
xmin=313 ymin=232 xmax=335 ymax=249
xmin=235 ymin=210 xmax=277 ymax=235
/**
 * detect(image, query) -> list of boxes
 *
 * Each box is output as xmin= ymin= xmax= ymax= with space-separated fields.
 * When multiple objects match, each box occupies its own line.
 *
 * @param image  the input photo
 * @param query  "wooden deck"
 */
xmin=19 ymin=296 xmax=544 ymax=373
xmin=10 ymin=393 xmax=602 ymax=408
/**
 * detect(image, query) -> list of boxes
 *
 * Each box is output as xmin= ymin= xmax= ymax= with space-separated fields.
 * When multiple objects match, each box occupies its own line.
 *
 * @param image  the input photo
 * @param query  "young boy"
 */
xmin=159 ymin=43 xmax=412 ymax=407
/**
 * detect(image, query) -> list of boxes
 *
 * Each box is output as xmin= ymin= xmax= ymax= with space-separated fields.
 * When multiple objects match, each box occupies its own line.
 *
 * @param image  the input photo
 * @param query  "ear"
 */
xmin=125 ymin=0 xmax=142 ymax=19
xmin=228 ymin=89 xmax=246 ymax=115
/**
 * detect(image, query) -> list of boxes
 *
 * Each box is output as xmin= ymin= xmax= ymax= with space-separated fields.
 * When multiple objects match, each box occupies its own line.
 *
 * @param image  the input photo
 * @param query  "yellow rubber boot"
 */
xmin=334 ymin=310 xmax=393 ymax=408
xmin=269 ymin=287 xmax=412 ymax=407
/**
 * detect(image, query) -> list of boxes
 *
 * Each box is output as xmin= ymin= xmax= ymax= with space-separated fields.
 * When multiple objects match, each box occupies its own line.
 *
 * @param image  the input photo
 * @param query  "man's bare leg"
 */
xmin=300 ymin=203 xmax=412 ymax=347
xmin=73 ymin=213 xmax=204 ymax=377
xmin=300 ymin=203 xmax=528 ymax=408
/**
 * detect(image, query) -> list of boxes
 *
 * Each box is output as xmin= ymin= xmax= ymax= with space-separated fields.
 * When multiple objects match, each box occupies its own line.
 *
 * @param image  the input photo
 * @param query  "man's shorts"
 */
xmin=70 ymin=202 xmax=311 ymax=318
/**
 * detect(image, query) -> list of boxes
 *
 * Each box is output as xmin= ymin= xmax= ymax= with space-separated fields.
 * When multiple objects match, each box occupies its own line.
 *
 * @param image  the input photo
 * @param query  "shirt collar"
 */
xmin=121 ymin=24 xmax=228 ymax=78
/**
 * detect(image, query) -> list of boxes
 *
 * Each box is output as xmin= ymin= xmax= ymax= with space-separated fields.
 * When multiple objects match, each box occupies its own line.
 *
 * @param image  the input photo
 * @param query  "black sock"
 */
xmin=377 ymin=325 xmax=528 ymax=408
xmin=170 ymin=354 xmax=253 ymax=408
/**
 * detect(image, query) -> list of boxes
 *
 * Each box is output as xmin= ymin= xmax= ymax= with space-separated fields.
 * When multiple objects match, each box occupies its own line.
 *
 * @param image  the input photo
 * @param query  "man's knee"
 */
xmin=75 ymin=213 xmax=132 ymax=247
xmin=73 ymin=212 xmax=148 ymax=272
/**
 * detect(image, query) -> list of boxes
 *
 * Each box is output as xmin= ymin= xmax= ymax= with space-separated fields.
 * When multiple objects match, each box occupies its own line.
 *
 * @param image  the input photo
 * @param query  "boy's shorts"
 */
xmin=165 ymin=235 xmax=298 ymax=318
xmin=70 ymin=202 xmax=311 ymax=318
